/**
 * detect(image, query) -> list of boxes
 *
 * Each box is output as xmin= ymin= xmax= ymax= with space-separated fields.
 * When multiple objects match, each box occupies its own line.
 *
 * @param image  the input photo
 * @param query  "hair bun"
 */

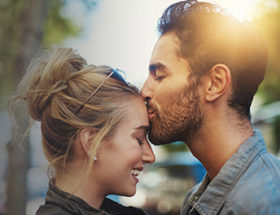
xmin=18 ymin=47 xmax=87 ymax=120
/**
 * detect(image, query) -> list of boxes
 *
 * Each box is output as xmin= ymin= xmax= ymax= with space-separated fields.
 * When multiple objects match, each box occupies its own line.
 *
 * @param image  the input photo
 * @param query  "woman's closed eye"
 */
xmin=136 ymin=137 xmax=145 ymax=145
xmin=132 ymin=126 xmax=149 ymax=146
xmin=136 ymin=134 xmax=149 ymax=145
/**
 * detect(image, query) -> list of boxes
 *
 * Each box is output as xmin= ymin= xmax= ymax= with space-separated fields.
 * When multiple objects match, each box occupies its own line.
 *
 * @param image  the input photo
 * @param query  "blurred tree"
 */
xmin=251 ymin=0 xmax=280 ymax=154
xmin=0 ymin=0 xmax=85 ymax=98
xmin=162 ymin=141 xmax=188 ymax=153
xmin=252 ymin=0 xmax=280 ymax=104
xmin=3 ymin=2 xmax=50 ymax=214
xmin=0 ymin=0 xmax=96 ymax=214
xmin=43 ymin=0 xmax=81 ymax=45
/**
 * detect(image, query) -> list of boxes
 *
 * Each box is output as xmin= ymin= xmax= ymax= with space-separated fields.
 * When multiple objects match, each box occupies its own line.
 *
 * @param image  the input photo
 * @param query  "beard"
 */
xmin=147 ymin=83 xmax=203 ymax=145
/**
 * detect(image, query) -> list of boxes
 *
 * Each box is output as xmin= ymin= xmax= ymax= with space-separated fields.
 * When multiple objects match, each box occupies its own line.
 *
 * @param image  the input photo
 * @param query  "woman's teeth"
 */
xmin=131 ymin=169 xmax=141 ymax=177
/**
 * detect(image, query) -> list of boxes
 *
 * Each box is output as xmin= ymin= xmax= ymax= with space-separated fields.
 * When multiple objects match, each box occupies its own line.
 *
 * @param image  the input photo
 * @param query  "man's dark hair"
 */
xmin=158 ymin=0 xmax=268 ymax=119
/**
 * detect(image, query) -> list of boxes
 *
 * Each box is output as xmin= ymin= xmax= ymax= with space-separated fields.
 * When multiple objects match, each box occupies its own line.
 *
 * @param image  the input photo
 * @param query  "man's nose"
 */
xmin=141 ymin=77 xmax=154 ymax=100
xmin=142 ymin=142 xmax=156 ymax=164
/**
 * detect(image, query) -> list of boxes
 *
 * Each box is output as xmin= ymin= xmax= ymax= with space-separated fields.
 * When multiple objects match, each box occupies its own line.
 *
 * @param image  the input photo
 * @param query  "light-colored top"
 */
xmin=181 ymin=130 xmax=280 ymax=215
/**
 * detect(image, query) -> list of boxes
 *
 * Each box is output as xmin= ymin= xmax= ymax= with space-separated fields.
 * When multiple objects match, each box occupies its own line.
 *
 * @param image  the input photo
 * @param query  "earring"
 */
xmin=94 ymin=156 xmax=97 ymax=161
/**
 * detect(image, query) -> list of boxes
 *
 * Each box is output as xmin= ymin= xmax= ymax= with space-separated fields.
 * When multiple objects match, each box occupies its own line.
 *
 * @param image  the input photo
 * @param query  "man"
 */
xmin=141 ymin=0 xmax=280 ymax=214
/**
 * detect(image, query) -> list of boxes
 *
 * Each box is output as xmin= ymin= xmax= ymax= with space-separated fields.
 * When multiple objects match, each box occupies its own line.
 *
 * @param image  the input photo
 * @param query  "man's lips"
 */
xmin=148 ymin=111 xmax=155 ymax=120
xmin=146 ymin=102 xmax=156 ymax=120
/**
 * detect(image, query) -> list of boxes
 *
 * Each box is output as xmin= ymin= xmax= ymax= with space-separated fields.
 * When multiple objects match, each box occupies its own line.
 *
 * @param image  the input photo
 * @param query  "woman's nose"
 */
xmin=142 ymin=142 xmax=156 ymax=164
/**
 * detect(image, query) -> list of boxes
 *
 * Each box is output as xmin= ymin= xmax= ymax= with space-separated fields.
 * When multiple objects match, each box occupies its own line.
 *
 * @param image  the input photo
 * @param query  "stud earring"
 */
xmin=94 ymin=156 xmax=97 ymax=161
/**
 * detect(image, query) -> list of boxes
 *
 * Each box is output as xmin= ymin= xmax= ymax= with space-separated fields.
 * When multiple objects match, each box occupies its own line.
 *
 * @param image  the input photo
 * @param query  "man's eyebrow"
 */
xmin=134 ymin=125 xmax=149 ymax=132
xmin=149 ymin=63 xmax=165 ymax=73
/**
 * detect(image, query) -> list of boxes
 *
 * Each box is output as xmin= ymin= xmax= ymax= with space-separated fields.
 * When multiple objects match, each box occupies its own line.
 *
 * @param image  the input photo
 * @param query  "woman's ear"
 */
xmin=78 ymin=128 xmax=96 ymax=157
xmin=204 ymin=64 xmax=232 ymax=102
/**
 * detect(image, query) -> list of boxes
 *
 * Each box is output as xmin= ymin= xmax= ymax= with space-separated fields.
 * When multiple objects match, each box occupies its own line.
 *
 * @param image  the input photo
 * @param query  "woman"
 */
xmin=9 ymin=47 xmax=155 ymax=214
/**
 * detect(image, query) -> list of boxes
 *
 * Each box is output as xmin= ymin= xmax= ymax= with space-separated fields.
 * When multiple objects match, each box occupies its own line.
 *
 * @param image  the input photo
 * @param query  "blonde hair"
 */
xmin=9 ymin=47 xmax=140 ymax=178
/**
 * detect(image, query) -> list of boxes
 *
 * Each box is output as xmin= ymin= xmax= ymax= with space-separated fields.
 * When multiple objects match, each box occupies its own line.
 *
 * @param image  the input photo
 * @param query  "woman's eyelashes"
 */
xmin=132 ymin=130 xmax=148 ymax=146
xmin=136 ymin=138 xmax=144 ymax=145
xmin=136 ymin=134 xmax=148 ymax=145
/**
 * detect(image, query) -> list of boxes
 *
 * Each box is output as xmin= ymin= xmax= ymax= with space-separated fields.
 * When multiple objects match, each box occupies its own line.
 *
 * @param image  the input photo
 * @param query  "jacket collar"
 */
xmin=46 ymin=182 xmax=110 ymax=215
xmin=46 ymin=182 xmax=145 ymax=215
xmin=188 ymin=130 xmax=266 ymax=214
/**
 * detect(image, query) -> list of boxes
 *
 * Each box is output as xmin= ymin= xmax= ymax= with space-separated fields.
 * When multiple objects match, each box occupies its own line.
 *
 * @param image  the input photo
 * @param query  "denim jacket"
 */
xmin=181 ymin=130 xmax=280 ymax=215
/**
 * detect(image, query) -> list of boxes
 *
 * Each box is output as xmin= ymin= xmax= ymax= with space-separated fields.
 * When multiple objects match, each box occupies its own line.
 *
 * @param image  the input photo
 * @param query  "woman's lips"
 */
xmin=131 ymin=175 xmax=139 ymax=183
xmin=131 ymin=167 xmax=142 ymax=183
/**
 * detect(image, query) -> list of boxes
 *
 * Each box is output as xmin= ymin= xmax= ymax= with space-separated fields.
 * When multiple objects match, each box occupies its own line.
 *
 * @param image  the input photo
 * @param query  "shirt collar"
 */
xmin=46 ymin=182 xmax=110 ymax=215
xmin=188 ymin=129 xmax=266 ymax=215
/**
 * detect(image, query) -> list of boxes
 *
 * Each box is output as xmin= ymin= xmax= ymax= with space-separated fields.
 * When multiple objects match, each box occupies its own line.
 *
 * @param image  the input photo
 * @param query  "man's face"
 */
xmin=141 ymin=32 xmax=203 ymax=145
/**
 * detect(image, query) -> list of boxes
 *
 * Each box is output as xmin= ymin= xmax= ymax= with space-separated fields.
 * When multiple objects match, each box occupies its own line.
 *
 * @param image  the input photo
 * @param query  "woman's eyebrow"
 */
xmin=133 ymin=125 xmax=149 ymax=132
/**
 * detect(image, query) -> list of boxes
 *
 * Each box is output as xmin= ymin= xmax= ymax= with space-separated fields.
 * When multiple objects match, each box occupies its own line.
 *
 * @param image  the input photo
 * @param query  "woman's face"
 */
xmin=93 ymin=97 xmax=155 ymax=197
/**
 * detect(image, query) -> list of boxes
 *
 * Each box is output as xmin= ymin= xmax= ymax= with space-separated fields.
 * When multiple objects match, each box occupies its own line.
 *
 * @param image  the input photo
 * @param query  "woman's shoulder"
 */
xmin=36 ymin=203 xmax=109 ymax=215
xmin=101 ymin=198 xmax=148 ymax=215
xmin=36 ymin=204 xmax=71 ymax=215
xmin=36 ymin=182 xmax=110 ymax=215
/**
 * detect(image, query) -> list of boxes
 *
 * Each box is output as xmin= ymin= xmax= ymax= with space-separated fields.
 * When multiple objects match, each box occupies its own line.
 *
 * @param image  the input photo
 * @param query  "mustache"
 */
xmin=145 ymin=101 xmax=158 ymax=113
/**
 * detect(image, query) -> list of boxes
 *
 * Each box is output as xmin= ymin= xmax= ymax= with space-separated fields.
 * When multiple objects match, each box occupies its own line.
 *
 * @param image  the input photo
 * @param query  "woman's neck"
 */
xmin=55 ymin=173 xmax=105 ymax=209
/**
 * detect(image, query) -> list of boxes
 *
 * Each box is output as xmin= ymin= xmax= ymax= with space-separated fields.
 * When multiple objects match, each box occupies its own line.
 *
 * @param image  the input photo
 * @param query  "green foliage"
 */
xmin=43 ymin=0 xmax=82 ymax=45
xmin=252 ymin=0 xmax=280 ymax=104
xmin=0 ymin=0 xmax=25 ymax=96
xmin=272 ymin=116 xmax=280 ymax=152
xmin=251 ymin=0 xmax=280 ymax=153
xmin=0 ymin=0 xmax=83 ymax=101
xmin=162 ymin=141 xmax=188 ymax=153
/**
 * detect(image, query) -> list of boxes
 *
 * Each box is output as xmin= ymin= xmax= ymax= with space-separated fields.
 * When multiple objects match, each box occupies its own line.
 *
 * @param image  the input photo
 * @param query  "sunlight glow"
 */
xmin=65 ymin=0 xmax=271 ymax=87
xmin=212 ymin=0 xmax=261 ymax=21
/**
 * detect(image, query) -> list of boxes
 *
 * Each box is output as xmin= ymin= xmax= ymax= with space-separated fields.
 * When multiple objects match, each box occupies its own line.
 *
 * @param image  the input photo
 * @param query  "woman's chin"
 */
xmin=119 ymin=189 xmax=136 ymax=197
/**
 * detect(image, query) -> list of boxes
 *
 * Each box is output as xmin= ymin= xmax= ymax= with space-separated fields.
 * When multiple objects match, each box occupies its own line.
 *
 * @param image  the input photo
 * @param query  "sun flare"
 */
xmin=212 ymin=0 xmax=261 ymax=21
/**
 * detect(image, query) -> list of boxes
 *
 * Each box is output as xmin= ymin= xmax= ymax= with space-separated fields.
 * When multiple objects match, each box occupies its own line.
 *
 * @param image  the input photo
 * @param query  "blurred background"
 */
xmin=0 ymin=0 xmax=280 ymax=214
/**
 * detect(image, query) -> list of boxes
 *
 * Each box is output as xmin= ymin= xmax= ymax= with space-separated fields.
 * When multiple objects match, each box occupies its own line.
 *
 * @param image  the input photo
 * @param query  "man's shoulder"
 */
xmin=227 ymin=151 xmax=280 ymax=209
xmin=238 ymin=150 xmax=280 ymax=189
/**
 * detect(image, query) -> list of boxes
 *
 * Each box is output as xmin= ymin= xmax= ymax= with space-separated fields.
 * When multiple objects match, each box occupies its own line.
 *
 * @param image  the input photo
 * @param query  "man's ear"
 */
xmin=78 ymin=128 xmax=96 ymax=156
xmin=204 ymin=64 xmax=232 ymax=102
